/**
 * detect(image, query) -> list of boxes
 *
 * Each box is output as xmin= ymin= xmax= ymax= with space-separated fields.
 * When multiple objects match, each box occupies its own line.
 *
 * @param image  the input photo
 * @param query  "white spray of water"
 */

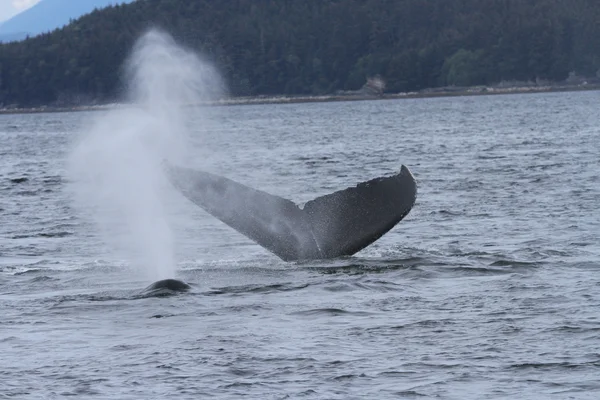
xmin=68 ymin=30 xmax=223 ymax=280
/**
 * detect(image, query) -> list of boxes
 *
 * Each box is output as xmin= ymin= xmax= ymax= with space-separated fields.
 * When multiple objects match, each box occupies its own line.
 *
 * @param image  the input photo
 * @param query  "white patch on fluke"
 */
xmin=67 ymin=29 xmax=223 ymax=280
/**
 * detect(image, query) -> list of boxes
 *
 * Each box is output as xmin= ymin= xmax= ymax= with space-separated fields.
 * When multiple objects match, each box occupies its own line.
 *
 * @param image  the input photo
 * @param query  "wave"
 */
xmin=11 ymin=231 xmax=74 ymax=239
xmin=9 ymin=177 xmax=29 ymax=184
xmin=289 ymin=308 xmax=374 ymax=317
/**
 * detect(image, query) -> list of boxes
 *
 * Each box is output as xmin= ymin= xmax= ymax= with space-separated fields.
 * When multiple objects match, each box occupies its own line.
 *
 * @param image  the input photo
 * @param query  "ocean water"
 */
xmin=1 ymin=91 xmax=599 ymax=399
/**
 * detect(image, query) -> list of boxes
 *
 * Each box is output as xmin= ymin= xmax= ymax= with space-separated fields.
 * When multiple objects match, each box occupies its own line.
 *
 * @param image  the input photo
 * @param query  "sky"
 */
xmin=0 ymin=0 xmax=40 ymax=23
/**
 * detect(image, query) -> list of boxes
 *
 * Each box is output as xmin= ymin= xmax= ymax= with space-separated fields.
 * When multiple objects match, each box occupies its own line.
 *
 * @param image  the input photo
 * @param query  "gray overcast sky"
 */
xmin=0 ymin=0 xmax=41 ymax=23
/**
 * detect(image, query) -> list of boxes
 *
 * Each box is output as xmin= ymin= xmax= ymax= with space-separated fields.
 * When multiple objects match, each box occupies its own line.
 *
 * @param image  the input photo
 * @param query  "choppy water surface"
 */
xmin=1 ymin=91 xmax=599 ymax=399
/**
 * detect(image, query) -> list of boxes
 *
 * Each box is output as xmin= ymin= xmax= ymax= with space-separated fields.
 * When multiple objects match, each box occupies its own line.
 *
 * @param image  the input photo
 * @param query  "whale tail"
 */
xmin=165 ymin=164 xmax=417 ymax=261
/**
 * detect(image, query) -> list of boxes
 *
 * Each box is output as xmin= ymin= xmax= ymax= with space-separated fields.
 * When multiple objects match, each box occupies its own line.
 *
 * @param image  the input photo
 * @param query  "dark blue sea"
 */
xmin=1 ymin=91 xmax=599 ymax=399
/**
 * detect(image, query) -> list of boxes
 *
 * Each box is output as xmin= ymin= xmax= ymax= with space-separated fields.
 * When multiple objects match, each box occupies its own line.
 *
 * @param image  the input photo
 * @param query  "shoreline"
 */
xmin=1 ymin=83 xmax=599 ymax=115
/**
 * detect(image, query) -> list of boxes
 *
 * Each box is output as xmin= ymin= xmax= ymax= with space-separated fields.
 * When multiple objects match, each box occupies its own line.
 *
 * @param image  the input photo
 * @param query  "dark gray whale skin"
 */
xmin=143 ymin=279 xmax=191 ymax=292
xmin=166 ymin=164 xmax=417 ymax=261
xmin=137 ymin=279 xmax=191 ymax=299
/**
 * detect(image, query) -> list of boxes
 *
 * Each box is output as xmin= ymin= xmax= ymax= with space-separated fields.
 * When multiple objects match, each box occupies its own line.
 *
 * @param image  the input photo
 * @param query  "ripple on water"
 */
xmin=1 ymin=92 xmax=600 ymax=399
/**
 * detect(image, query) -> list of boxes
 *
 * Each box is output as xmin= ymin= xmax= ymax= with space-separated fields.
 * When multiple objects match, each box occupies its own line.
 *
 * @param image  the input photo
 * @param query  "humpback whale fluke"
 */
xmin=166 ymin=164 xmax=417 ymax=261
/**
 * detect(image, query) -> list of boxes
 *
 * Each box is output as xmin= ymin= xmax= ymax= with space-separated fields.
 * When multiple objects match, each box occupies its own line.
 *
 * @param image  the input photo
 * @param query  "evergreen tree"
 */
xmin=0 ymin=0 xmax=598 ymax=107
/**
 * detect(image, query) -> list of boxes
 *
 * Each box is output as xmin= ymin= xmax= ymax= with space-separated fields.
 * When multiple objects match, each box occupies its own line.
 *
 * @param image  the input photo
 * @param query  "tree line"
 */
xmin=1 ymin=0 xmax=599 ymax=107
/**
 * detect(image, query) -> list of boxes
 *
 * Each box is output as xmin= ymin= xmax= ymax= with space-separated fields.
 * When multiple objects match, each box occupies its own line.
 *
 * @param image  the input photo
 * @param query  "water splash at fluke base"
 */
xmin=68 ymin=29 xmax=223 ymax=281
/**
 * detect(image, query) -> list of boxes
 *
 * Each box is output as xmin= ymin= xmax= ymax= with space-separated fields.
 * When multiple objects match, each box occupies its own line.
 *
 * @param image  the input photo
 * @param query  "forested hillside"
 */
xmin=1 ymin=0 xmax=599 ymax=107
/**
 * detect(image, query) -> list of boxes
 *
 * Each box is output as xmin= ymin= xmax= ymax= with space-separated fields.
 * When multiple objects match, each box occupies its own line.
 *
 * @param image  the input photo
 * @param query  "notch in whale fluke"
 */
xmin=165 ymin=163 xmax=417 ymax=261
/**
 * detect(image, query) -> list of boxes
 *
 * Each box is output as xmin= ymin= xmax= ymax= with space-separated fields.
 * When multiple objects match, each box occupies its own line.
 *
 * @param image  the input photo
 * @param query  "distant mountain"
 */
xmin=0 ymin=32 xmax=28 ymax=43
xmin=0 ymin=0 xmax=135 ymax=42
